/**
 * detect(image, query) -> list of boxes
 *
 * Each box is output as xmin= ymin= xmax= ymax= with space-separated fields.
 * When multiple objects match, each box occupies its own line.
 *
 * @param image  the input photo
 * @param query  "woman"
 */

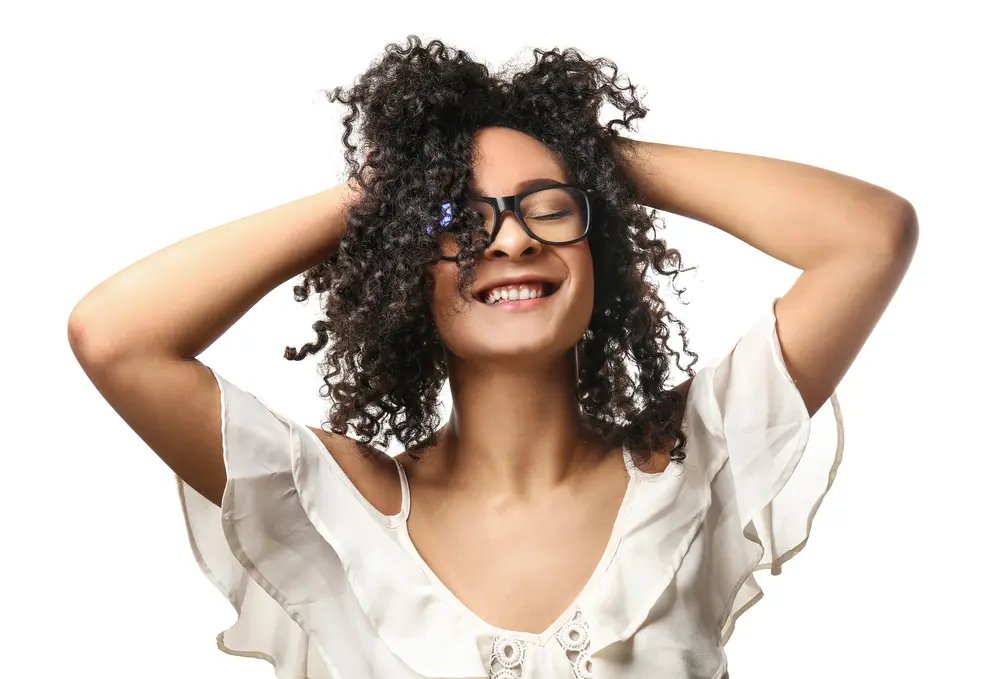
xmin=68 ymin=36 xmax=916 ymax=679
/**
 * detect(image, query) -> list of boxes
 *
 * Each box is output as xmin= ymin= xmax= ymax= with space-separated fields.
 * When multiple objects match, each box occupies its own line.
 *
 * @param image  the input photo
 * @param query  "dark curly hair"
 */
xmin=284 ymin=35 xmax=699 ymax=466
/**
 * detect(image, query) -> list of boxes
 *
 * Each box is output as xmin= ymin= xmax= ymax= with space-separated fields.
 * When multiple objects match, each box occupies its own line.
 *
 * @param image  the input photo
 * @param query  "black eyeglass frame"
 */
xmin=437 ymin=182 xmax=596 ymax=262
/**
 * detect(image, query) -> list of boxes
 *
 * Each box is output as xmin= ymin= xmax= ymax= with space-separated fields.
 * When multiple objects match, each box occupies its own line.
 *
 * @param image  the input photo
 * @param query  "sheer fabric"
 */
xmin=177 ymin=297 xmax=845 ymax=678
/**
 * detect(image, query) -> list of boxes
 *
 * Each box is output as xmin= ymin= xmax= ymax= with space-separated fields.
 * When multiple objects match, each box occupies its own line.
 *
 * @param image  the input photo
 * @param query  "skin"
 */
xmin=395 ymin=126 xmax=638 ymax=633
xmin=426 ymin=126 xmax=599 ymax=488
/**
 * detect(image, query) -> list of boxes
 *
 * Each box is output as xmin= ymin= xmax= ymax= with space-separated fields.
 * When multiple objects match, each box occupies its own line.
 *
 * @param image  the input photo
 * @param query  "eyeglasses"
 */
xmin=428 ymin=183 xmax=596 ymax=261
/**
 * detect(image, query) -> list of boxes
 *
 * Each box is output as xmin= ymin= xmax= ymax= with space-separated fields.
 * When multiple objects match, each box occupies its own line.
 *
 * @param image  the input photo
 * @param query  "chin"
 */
xmin=446 ymin=331 xmax=571 ymax=364
xmin=481 ymin=340 xmax=564 ymax=361
xmin=436 ymin=294 xmax=591 ymax=363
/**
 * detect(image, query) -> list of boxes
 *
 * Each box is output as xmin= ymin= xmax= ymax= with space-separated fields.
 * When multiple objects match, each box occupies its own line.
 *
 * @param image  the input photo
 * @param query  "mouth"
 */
xmin=473 ymin=280 xmax=562 ymax=308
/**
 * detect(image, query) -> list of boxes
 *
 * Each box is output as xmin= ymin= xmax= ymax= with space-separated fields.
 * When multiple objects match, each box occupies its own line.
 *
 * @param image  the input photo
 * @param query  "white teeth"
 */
xmin=483 ymin=283 xmax=547 ymax=304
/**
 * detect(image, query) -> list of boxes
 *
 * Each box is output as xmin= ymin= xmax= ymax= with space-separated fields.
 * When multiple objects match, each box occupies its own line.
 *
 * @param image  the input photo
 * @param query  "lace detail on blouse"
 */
xmin=488 ymin=637 xmax=526 ymax=679
xmin=555 ymin=610 xmax=594 ymax=679
xmin=486 ymin=611 xmax=594 ymax=678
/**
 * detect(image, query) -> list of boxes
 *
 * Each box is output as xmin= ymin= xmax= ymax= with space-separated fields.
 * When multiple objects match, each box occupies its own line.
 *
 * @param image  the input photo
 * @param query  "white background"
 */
xmin=3 ymin=1 xmax=997 ymax=677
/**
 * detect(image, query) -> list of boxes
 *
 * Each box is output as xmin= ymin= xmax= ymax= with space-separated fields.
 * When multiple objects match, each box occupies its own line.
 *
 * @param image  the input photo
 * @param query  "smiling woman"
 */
xmin=295 ymin=41 xmax=697 ymax=461
xmin=426 ymin=133 xmax=602 ymax=367
xmin=67 ymin=33 xmax=905 ymax=679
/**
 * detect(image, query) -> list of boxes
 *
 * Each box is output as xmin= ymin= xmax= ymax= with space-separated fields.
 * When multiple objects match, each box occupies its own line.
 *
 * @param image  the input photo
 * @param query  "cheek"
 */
xmin=428 ymin=263 xmax=466 ymax=335
xmin=565 ymin=246 xmax=596 ymax=326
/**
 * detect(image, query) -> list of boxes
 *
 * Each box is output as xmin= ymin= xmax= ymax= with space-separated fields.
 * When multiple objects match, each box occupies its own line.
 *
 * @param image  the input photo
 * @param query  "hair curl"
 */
xmin=284 ymin=35 xmax=699 ymax=466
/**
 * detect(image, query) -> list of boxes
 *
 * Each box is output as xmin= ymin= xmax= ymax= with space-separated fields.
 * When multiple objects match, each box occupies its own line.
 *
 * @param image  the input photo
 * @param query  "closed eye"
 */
xmin=531 ymin=211 xmax=572 ymax=220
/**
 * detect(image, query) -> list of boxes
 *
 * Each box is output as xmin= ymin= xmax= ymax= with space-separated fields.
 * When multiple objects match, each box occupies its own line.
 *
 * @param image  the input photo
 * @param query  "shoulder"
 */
xmin=306 ymin=426 xmax=404 ymax=517
xmin=671 ymin=375 xmax=694 ymax=400
xmin=632 ymin=375 xmax=694 ymax=474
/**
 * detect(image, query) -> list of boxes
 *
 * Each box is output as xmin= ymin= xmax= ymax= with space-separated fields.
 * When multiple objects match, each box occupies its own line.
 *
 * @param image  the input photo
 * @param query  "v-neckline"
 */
xmin=393 ymin=448 xmax=642 ymax=646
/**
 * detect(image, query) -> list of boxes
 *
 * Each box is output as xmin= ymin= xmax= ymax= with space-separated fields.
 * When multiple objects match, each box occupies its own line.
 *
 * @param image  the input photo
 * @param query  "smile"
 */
xmin=474 ymin=281 xmax=561 ymax=308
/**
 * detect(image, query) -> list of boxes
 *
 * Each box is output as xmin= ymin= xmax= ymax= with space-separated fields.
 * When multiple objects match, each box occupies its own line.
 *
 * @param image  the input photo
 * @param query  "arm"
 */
xmin=68 ymin=182 xmax=374 ymax=507
xmin=617 ymin=139 xmax=918 ymax=417
xmin=69 ymin=184 xmax=357 ymax=361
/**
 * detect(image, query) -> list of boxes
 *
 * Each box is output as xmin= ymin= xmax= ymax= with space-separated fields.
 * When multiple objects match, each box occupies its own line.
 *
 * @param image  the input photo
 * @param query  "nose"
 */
xmin=484 ymin=209 xmax=540 ymax=260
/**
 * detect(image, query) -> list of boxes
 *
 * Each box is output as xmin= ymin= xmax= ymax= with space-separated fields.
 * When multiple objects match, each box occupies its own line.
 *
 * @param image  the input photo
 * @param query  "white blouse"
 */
xmin=176 ymin=296 xmax=845 ymax=679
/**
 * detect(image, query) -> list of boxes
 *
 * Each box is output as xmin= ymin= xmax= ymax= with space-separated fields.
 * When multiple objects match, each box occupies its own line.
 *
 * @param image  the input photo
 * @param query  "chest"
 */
xmin=403 ymin=479 xmax=629 ymax=635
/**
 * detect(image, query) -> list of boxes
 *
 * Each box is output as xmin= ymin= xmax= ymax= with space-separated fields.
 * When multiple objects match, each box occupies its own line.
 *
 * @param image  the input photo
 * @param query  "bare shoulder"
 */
xmin=634 ymin=375 xmax=694 ymax=474
xmin=306 ymin=426 xmax=404 ymax=516
xmin=672 ymin=375 xmax=694 ymax=399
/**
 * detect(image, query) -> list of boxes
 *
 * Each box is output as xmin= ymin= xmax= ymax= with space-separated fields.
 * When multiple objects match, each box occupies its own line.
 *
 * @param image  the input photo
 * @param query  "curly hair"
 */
xmin=284 ymin=35 xmax=700 ymax=466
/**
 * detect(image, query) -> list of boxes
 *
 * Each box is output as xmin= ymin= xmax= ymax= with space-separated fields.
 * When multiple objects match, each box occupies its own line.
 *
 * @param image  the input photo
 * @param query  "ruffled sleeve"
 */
xmin=176 ymin=368 xmax=337 ymax=679
xmin=175 ymin=368 xmax=462 ymax=679
xmin=700 ymin=296 xmax=845 ymax=644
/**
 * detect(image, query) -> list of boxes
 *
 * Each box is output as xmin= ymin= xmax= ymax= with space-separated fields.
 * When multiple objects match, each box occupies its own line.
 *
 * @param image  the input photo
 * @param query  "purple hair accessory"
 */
xmin=425 ymin=202 xmax=453 ymax=234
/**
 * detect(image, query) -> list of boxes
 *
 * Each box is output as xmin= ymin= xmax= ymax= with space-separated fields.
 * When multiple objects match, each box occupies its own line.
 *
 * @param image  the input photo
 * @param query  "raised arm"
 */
xmin=617 ymin=139 xmax=918 ymax=417
xmin=68 ymin=182 xmax=360 ymax=506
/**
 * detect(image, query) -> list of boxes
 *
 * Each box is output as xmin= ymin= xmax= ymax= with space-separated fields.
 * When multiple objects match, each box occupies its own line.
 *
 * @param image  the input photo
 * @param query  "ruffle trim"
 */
xmin=587 ymin=295 xmax=846 ymax=658
xmin=182 ymin=367 xmax=489 ymax=679
xmin=586 ymin=364 xmax=731 ymax=653
xmin=178 ymin=474 xmax=337 ymax=679
xmin=713 ymin=297 xmax=847 ymax=644
xmin=720 ymin=389 xmax=845 ymax=645
xmin=178 ymin=290 xmax=843 ymax=677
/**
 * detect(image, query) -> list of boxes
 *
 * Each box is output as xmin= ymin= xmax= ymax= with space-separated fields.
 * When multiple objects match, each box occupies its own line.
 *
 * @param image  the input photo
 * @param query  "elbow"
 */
xmin=68 ymin=309 xmax=102 ymax=366
xmin=890 ymin=199 xmax=919 ymax=259
xmin=67 ymin=306 xmax=122 ymax=368
xmin=871 ymin=198 xmax=919 ymax=261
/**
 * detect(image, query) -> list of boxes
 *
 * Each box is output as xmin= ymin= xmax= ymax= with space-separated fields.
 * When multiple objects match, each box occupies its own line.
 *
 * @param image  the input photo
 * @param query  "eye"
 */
xmin=530 ymin=210 xmax=571 ymax=221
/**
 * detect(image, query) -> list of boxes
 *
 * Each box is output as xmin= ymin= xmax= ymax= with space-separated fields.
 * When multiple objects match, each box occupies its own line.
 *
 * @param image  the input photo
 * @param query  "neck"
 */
xmin=439 ymin=349 xmax=599 ymax=496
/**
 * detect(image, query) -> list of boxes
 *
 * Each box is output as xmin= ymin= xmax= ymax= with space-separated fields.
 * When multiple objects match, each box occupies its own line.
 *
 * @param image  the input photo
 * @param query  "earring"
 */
xmin=574 ymin=343 xmax=581 ymax=386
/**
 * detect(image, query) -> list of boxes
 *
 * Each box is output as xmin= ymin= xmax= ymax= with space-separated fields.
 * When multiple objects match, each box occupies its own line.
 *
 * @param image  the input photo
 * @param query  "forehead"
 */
xmin=468 ymin=126 xmax=570 ymax=195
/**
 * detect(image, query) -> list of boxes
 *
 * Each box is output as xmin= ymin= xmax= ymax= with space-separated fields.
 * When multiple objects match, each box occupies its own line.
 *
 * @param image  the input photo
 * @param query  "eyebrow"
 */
xmin=468 ymin=177 xmax=564 ymax=197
